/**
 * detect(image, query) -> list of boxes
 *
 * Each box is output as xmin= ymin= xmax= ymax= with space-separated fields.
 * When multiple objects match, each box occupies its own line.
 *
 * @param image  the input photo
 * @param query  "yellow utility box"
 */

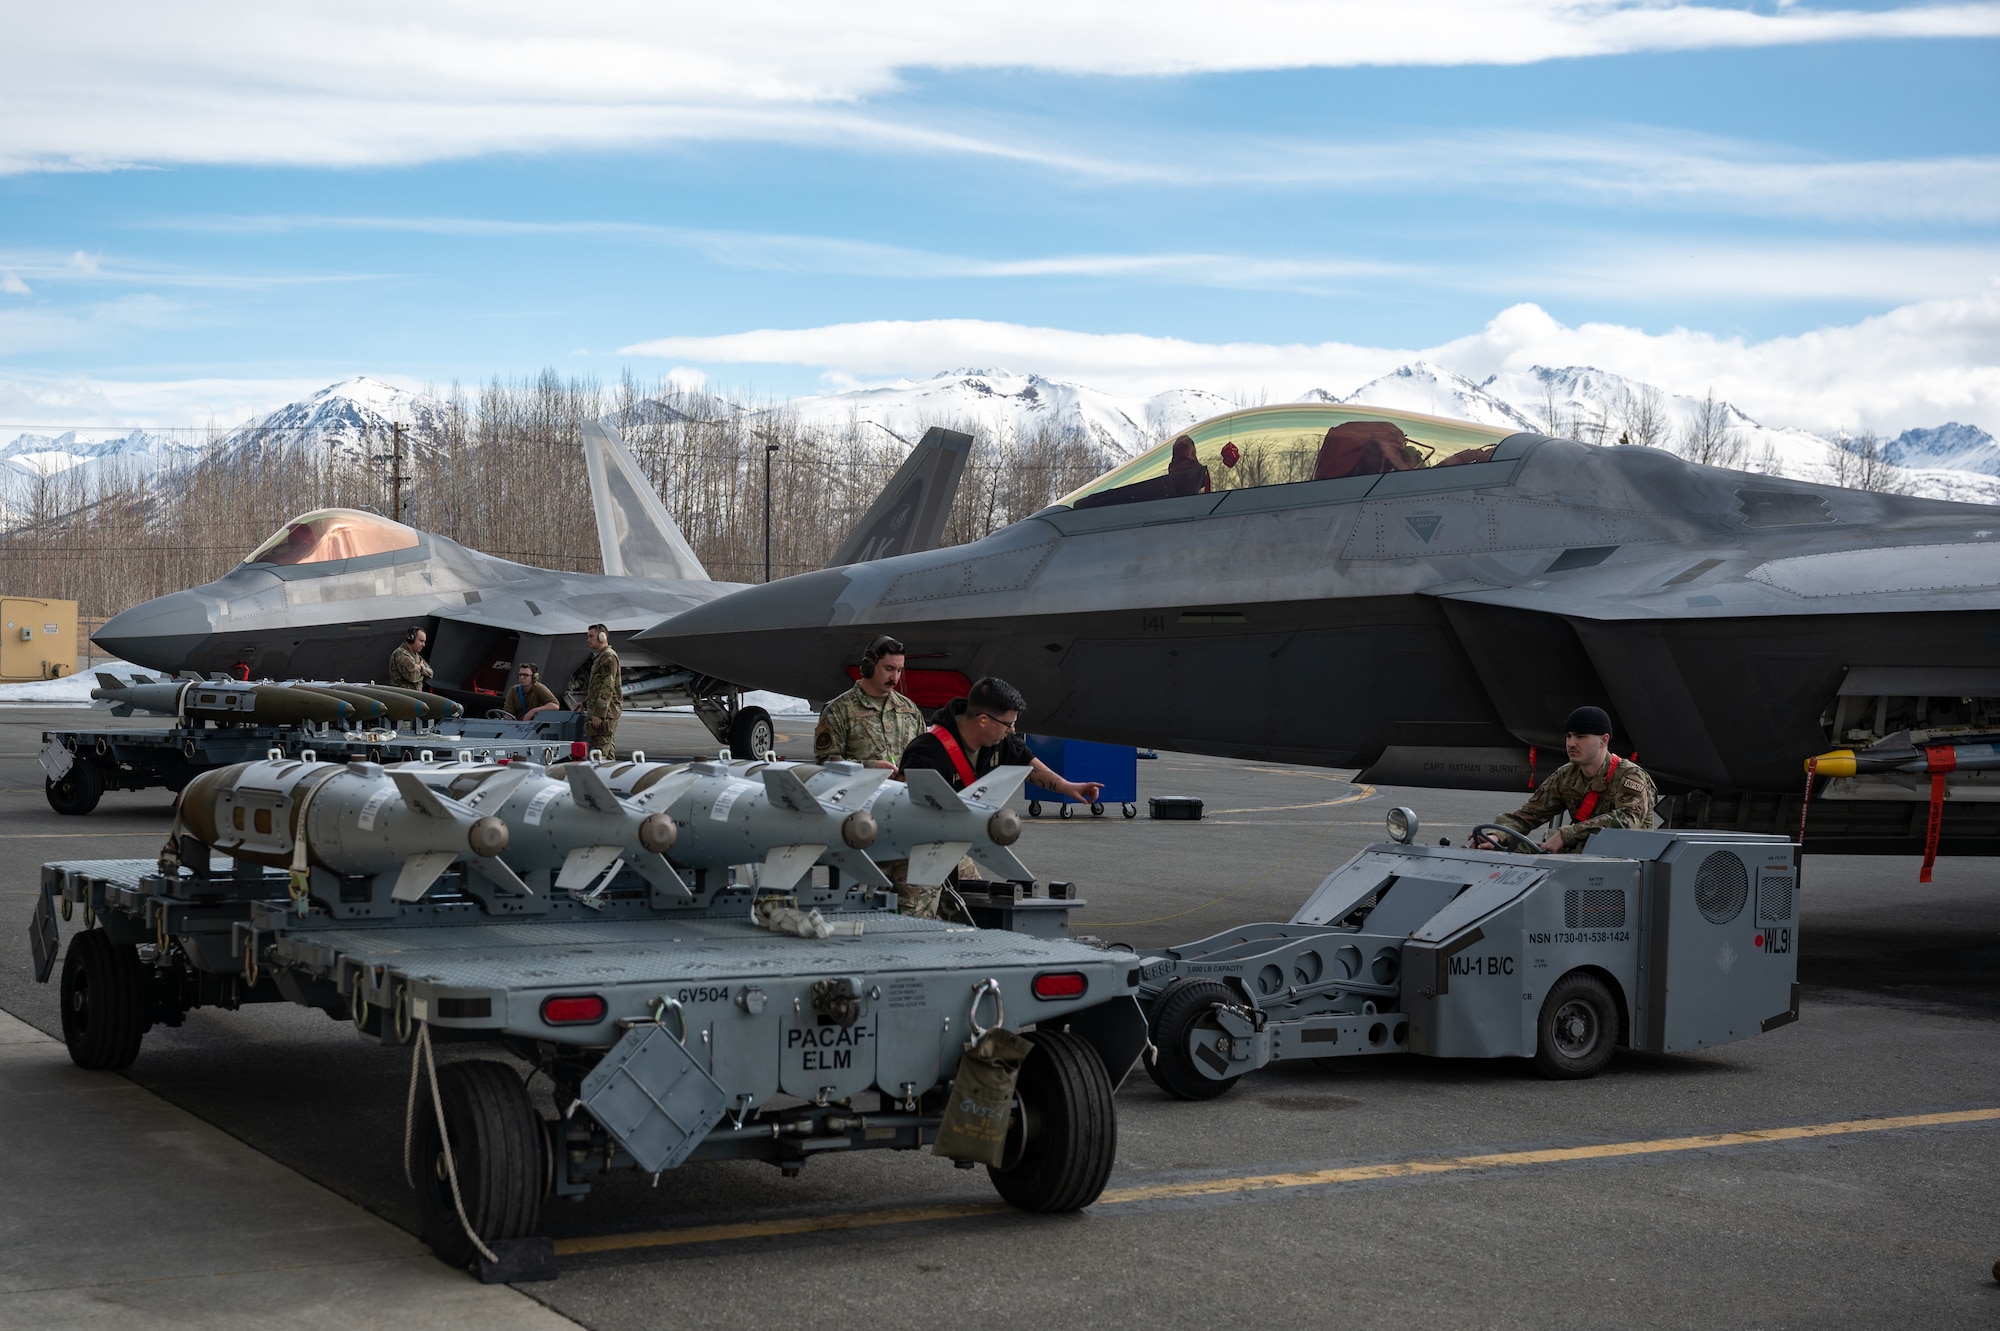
xmin=1 ymin=597 xmax=78 ymax=682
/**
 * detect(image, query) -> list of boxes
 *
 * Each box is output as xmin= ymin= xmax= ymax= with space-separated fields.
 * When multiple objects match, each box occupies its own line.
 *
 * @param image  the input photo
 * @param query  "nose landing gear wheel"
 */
xmin=727 ymin=706 xmax=775 ymax=761
xmin=1533 ymin=972 xmax=1618 ymax=1080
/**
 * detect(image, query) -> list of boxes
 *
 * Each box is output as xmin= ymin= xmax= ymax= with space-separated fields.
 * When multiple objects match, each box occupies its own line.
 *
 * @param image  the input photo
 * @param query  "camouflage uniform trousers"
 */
xmin=585 ymin=646 xmax=622 ymax=759
xmin=897 ymin=877 xmax=971 ymax=923
xmin=1494 ymin=756 xmax=1658 ymax=852
xmin=388 ymin=646 xmax=431 ymax=690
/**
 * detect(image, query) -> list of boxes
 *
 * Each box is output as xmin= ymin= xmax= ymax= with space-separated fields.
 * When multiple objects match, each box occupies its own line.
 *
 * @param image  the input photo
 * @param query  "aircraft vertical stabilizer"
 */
xmin=581 ymin=422 xmax=708 ymax=581
xmin=827 ymin=426 xmax=973 ymax=568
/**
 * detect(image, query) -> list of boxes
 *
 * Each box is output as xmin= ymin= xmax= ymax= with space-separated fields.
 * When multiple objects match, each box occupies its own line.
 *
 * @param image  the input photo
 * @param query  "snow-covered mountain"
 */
xmin=220 ymin=376 xmax=454 ymax=465
xmin=1305 ymin=361 xmax=1543 ymax=433
xmin=1885 ymin=423 xmax=2000 ymax=476
xmin=777 ymin=368 xmax=1236 ymax=457
xmin=0 ymin=427 xmax=204 ymax=481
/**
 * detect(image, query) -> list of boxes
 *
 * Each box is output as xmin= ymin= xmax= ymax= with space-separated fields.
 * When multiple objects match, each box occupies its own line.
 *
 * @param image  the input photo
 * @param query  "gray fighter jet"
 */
xmin=95 ymin=424 xmax=972 ymax=754
xmin=638 ymin=404 xmax=2000 ymax=854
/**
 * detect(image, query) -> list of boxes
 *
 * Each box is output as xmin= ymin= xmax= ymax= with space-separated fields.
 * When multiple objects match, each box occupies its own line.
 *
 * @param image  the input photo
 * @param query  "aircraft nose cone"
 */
xmin=636 ymin=567 xmax=853 ymax=697
xmin=94 ymin=590 xmax=215 ymax=670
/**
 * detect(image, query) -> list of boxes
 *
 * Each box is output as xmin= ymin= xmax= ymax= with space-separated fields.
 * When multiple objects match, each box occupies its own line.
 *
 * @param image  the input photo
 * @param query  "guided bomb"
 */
xmin=401 ymin=760 xmax=691 ymax=901
xmin=1810 ymin=736 xmax=2000 ymax=776
xmin=827 ymin=764 xmax=1034 ymax=887
xmin=177 ymin=757 xmax=514 ymax=901
xmin=93 ymin=675 xmax=359 ymax=727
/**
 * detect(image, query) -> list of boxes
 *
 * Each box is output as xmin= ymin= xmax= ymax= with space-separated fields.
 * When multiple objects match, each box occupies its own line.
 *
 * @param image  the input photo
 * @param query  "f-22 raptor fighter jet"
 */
xmin=95 ymin=423 xmax=972 ymax=755
xmin=640 ymin=403 xmax=2000 ymax=856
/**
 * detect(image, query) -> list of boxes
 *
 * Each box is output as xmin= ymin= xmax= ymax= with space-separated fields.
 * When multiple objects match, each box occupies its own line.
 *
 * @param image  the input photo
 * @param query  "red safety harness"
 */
xmin=1573 ymin=753 xmax=1620 ymax=822
xmin=927 ymin=723 xmax=978 ymax=788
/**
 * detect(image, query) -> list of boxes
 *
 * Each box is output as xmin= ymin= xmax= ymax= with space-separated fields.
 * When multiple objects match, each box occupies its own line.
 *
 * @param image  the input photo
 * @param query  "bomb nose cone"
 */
xmin=987 ymin=808 xmax=1022 ymax=846
xmin=841 ymin=810 xmax=878 ymax=849
xmin=467 ymin=816 xmax=510 ymax=857
xmin=1808 ymin=749 xmax=1857 ymax=778
xmin=639 ymin=812 xmax=678 ymax=853
xmin=94 ymin=590 xmax=215 ymax=670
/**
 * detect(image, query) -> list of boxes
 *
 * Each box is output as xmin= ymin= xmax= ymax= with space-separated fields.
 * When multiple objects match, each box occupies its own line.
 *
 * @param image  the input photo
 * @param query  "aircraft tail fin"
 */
xmin=827 ymin=426 xmax=972 ymax=568
xmin=581 ymin=421 xmax=709 ymax=582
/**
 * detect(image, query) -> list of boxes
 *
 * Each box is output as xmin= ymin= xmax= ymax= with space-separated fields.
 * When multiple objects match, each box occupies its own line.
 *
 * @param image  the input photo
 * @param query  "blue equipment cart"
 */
xmin=1024 ymin=735 xmax=1138 ymax=819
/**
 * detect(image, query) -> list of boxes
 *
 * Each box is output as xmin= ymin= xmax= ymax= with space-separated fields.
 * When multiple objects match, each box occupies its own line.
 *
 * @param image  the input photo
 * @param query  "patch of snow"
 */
xmin=0 ymin=659 xmax=142 ymax=705
xmin=1885 ymin=423 xmax=2000 ymax=476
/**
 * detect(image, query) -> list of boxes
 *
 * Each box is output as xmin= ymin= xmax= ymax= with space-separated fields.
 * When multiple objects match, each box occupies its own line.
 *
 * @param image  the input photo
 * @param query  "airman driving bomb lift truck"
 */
xmin=1139 ymin=809 xmax=1801 ymax=1096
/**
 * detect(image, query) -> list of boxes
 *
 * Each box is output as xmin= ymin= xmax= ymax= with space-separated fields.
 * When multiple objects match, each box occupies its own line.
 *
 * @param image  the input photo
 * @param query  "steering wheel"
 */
xmin=1470 ymin=823 xmax=1544 ymax=854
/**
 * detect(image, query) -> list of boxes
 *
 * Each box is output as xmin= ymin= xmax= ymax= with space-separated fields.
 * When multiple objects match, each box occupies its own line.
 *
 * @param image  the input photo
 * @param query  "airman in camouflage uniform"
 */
xmin=814 ymin=635 xmax=928 ymax=911
xmin=389 ymin=629 xmax=432 ymax=690
xmin=583 ymin=624 xmax=622 ymax=758
xmin=1485 ymin=705 xmax=1656 ymax=853
xmin=814 ymin=684 xmax=925 ymax=768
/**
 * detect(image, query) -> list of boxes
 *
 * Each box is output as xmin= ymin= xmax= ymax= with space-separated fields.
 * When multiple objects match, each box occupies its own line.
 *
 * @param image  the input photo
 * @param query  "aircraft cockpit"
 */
xmin=241 ymin=509 xmax=424 ymax=570
xmin=1056 ymin=405 xmax=1517 ymax=511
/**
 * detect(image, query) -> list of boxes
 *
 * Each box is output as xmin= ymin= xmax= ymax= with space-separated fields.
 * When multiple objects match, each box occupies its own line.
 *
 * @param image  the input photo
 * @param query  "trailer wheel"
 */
xmin=1028 ymin=801 xmax=1043 ymax=818
xmin=46 ymin=763 xmax=104 ymax=816
xmin=728 ymin=706 xmax=774 ymax=761
xmin=60 ymin=929 xmax=148 ymax=1069
xmin=413 ymin=1060 xmax=547 ymax=1268
xmin=988 ymin=1029 xmax=1116 ymax=1213
xmin=1144 ymin=979 xmax=1242 ymax=1101
xmin=1533 ymin=972 xmax=1618 ymax=1080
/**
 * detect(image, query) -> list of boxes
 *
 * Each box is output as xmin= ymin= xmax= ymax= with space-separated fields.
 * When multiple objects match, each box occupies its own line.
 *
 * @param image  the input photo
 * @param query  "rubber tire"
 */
xmin=1089 ymin=801 xmax=1104 ymax=817
xmin=1532 ymin=972 xmax=1619 ymax=1080
xmin=412 ymin=1059 xmax=547 ymax=1269
xmin=727 ymin=706 xmax=774 ymax=760
xmin=60 ymin=929 xmax=148 ymax=1070
xmin=46 ymin=762 xmax=104 ymax=816
xmin=1059 ymin=803 xmax=1073 ymax=819
xmin=1144 ymin=979 xmax=1243 ymax=1101
xmin=1028 ymin=801 xmax=1042 ymax=818
xmin=1122 ymin=803 xmax=1137 ymax=819
xmin=988 ymin=1030 xmax=1117 ymax=1213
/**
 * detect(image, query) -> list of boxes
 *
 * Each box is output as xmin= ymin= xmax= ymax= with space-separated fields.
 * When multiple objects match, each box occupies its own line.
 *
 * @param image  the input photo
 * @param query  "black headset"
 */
xmin=859 ymin=635 xmax=904 ymax=679
xmin=403 ymin=627 xmax=421 ymax=644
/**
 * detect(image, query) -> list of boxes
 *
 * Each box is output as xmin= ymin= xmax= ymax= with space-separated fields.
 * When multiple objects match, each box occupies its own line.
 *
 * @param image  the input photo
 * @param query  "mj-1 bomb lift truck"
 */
xmin=1139 ymin=809 xmax=1801 ymax=1097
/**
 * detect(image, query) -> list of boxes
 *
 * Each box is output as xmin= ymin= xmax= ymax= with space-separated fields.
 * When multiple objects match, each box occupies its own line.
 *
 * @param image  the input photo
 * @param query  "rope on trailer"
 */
xmin=402 ymin=1021 xmax=499 ymax=1265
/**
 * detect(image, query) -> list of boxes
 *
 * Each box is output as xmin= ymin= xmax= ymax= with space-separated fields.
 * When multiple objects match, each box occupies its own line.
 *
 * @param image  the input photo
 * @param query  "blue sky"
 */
xmin=2 ymin=2 xmax=1997 ymax=434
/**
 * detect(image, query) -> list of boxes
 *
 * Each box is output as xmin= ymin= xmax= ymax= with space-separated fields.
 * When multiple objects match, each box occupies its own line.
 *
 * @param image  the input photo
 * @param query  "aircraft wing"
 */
xmin=581 ymin=421 xmax=709 ymax=582
xmin=827 ymin=426 xmax=973 ymax=568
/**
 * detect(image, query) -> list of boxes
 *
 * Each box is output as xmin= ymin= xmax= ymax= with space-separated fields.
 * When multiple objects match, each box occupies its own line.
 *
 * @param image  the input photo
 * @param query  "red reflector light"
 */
xmin=541 ymin=994 xmax=607 ymax=1025
xmin=1032 ymin=972 xmax=1088 ymax=1000
xmin=570 ymin=741 xmax=589 ymax=760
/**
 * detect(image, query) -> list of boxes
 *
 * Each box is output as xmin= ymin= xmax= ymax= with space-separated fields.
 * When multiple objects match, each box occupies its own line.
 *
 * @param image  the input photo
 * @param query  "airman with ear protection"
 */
xmin=388 ymin=626 xmax=432 ymax=690
xmin=813 ymin=634 xmax=924 ymax=769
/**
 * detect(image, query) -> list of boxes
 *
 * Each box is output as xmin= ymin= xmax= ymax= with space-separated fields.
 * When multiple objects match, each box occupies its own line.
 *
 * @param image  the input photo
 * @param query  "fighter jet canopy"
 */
xmin=241 ymin=509 xmax=421 ymax=567
xmin=1055 ymin=404 xmax=1516 ymax=511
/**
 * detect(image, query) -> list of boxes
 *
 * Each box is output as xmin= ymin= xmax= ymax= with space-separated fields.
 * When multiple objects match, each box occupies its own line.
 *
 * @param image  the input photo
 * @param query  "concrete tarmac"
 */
xmin=2 ymin=705 xmax=1997 ymax=1329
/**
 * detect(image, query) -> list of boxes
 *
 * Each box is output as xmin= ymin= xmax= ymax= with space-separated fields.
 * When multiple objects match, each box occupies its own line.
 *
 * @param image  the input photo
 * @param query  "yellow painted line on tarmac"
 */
xmin=550 ymin=1106 xmax=2000 ymax=1259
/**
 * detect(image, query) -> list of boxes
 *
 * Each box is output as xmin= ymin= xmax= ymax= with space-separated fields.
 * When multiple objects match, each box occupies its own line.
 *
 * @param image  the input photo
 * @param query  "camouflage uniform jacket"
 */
xmin=584 ymin=646 xmax=622 ymax=727
xmin=814 ymin=685 xmax=925 ymax=765
xmin=388 ymin=645 xmax=432 ymax=689
xmin=1495 ymin=755 xmax=1657 ymax=852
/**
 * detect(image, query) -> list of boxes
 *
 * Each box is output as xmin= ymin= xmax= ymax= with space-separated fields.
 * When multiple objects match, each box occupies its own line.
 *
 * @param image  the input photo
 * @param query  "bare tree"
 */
xmin=1615 ymin=384 xmax=1667 ymax=450
xmin=1675 ymin=389 xmax=1744 ymax=468
xmin=1829 ymin=431 xmax=1898 ymax=494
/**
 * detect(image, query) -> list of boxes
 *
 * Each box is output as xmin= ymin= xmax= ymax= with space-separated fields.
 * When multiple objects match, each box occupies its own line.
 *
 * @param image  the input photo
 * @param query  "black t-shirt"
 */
xmin=897 ymin=697 xmax=1032 ymax=790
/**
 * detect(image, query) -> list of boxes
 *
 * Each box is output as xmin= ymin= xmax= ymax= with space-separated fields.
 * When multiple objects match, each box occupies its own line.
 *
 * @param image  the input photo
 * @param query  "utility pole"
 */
xmin=390 ymin=422 xmax=404 ymax=522
xmin=763 ymin=442 xmax=780 ymax=582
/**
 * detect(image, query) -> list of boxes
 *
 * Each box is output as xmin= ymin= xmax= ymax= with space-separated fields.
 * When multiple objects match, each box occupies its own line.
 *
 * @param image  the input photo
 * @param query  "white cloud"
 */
xmin=665 ymin=366 xmax=708 ymax=392
xmin=0 ymin=274 xmax=29 ymax=295
xmin=0 ymin=371 xmax=349 ymax=429
xmin=7 ymin=3 xmax=1998 ymax=175
xmin=624 ymin=282 xmax=2000 ymax=437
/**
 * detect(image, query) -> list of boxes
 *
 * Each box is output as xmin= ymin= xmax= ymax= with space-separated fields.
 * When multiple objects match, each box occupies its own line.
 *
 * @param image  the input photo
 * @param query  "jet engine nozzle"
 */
xmin=639 ymin=812 xmax=678 ymax=853
xmin=467 ymin=816 xmax=510 ymax=857
xmin=987 ymin=808 xmax=1022 ymax=846
xmin=841 ymin=811 xmax=878 ymax=849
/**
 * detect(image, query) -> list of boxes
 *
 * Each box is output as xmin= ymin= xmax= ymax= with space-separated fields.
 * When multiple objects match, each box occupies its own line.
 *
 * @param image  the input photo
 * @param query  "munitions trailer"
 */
xmin=39 ymin=714 xmax=589 ymax=815
xmin=1139 ymin=814 xmax=1801 ymax=1096
xmin=34 ymin=852 xmax=1146 ymax=1277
